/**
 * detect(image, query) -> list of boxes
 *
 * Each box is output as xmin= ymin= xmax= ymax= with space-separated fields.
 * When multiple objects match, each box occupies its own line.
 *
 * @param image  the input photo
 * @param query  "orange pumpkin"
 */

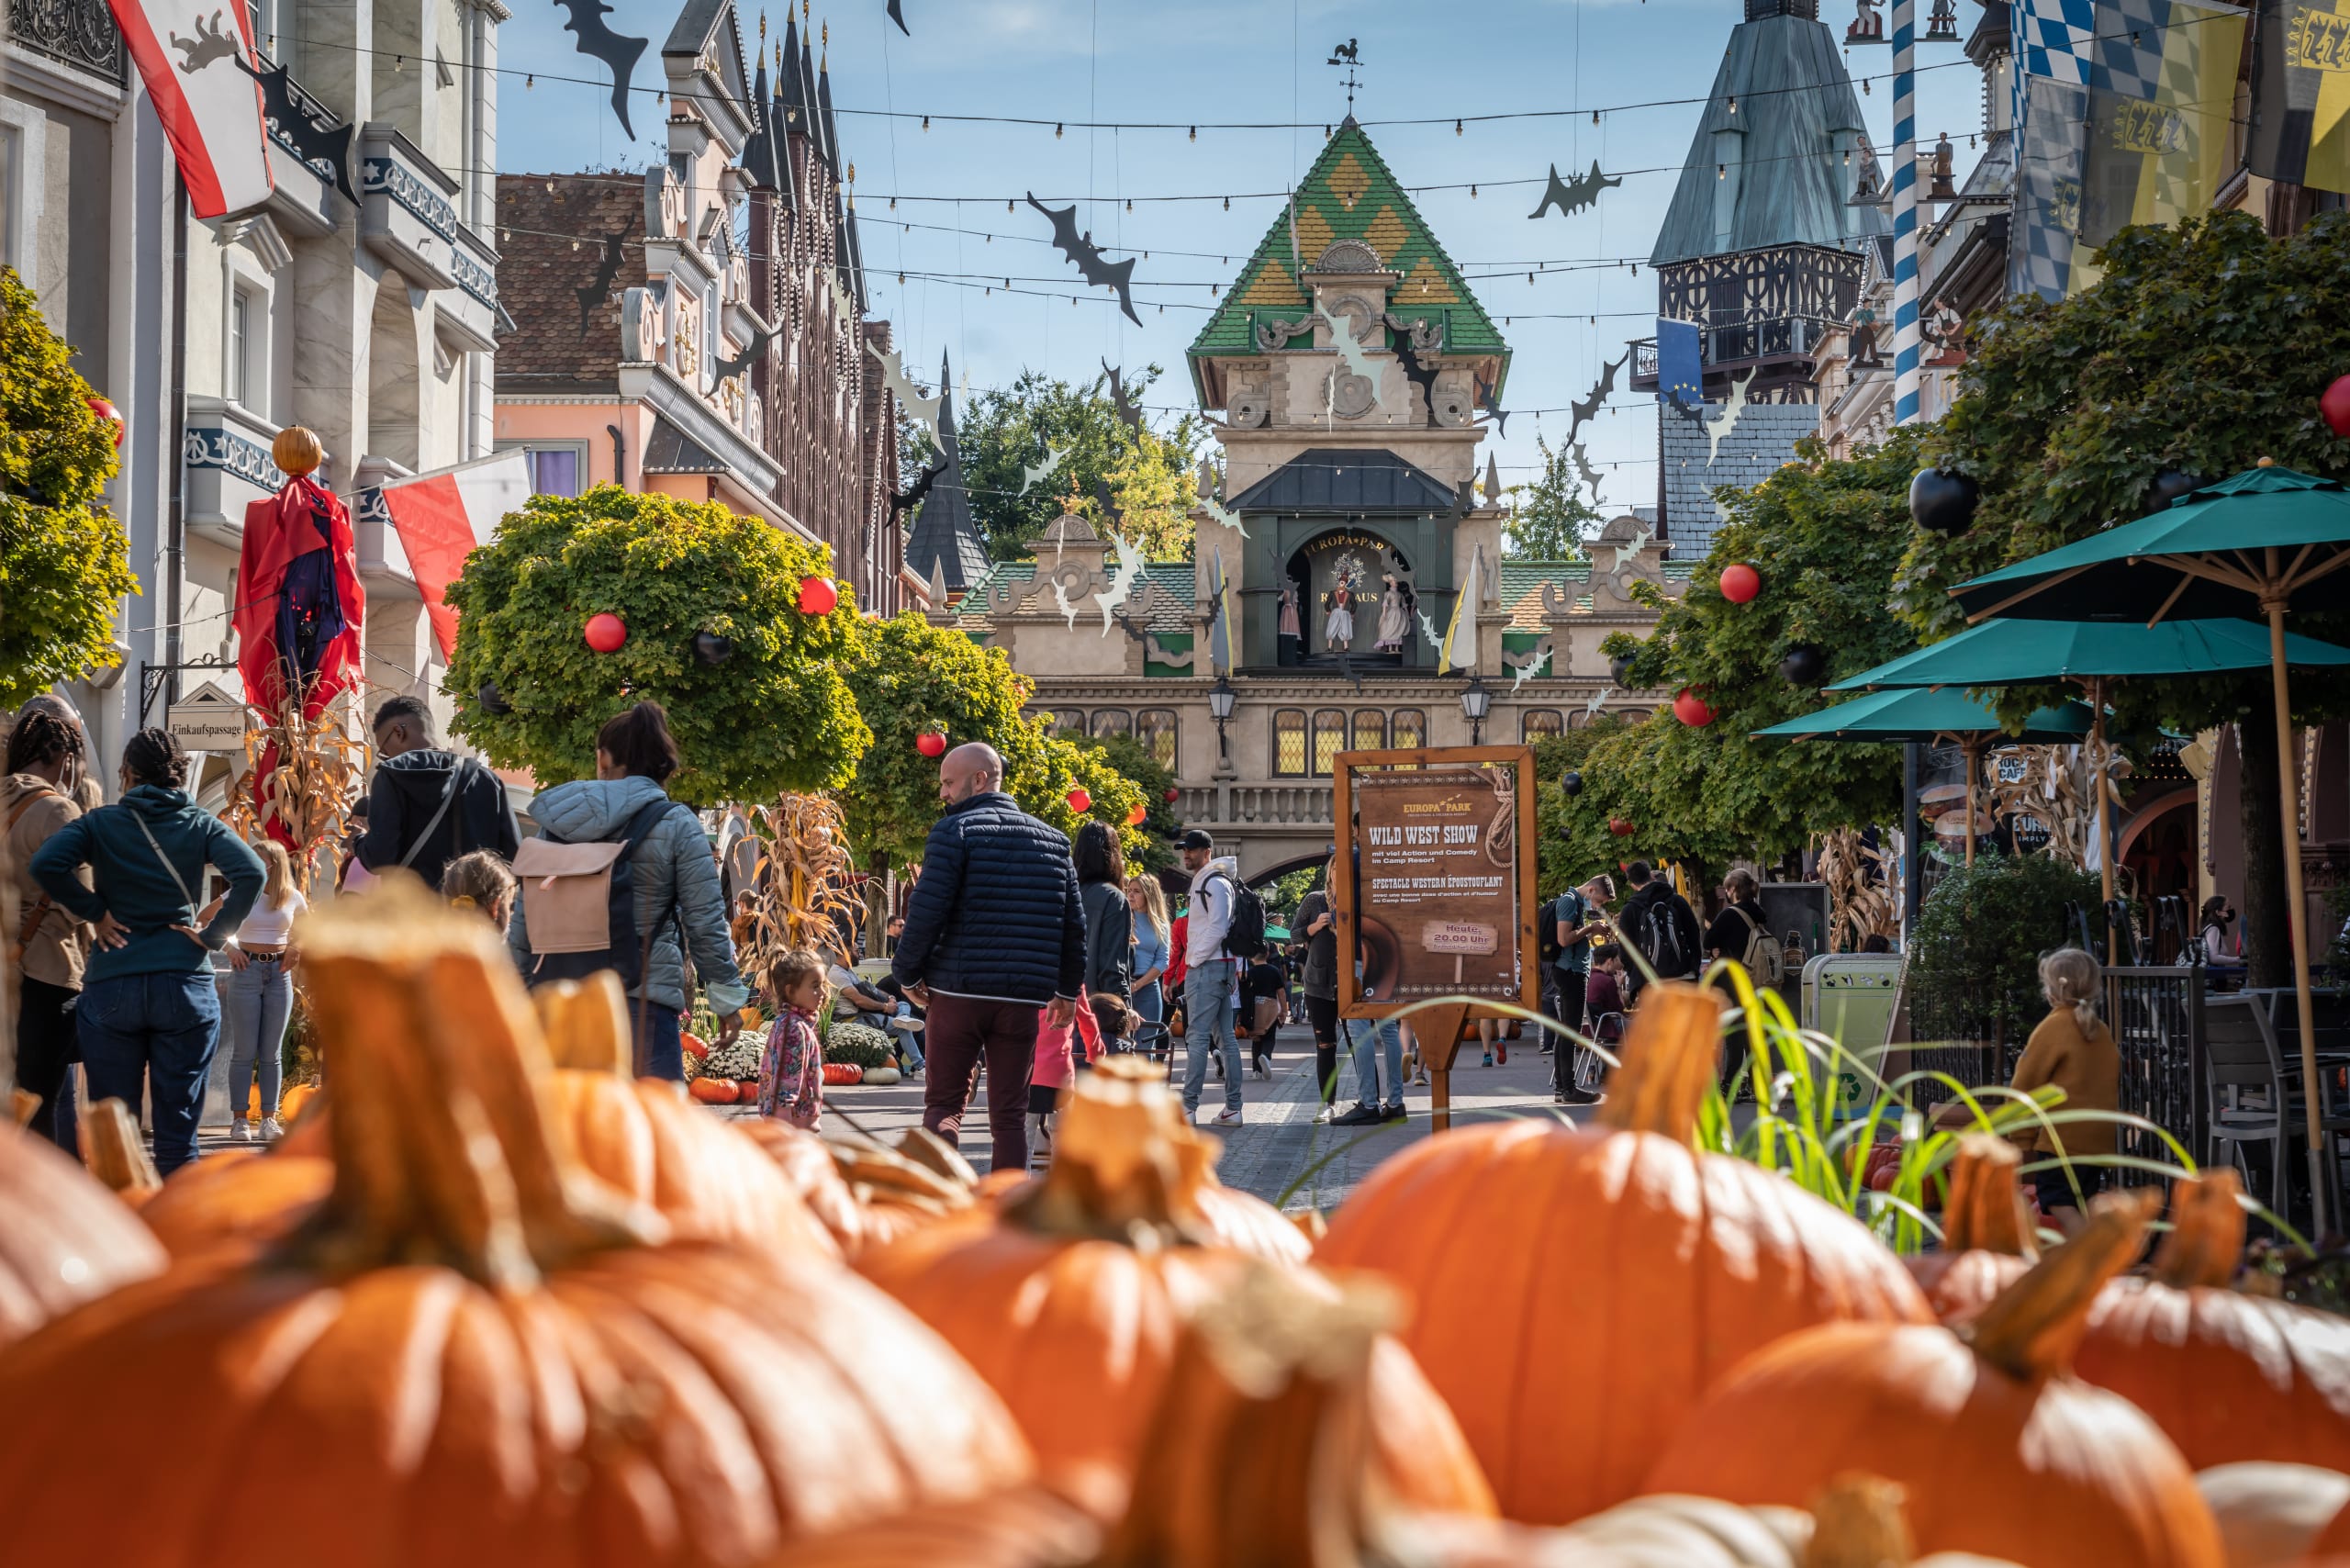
xmin=270 ymin=424 xmax=323 ymax=476
xmin=1644 ymin=1189 xmax=2224 ymax=1568
xmin=2195 ymin=1462 xmax=2350 ymax=1568
xmin=1315 ymin=984 xmax=1932 ymax=1524
xmin=1905 ymin=1135 xmax=2037 ymax=1322
xmin=277 ymin=1081 xmax=319 ymax=1123
xmin=1191 ymin=1181 xmax=1312 ymax=1265
xmin=0 ymin=1125 xmax=164 ymax=1348
xmin=822 ymin=1061 xmax=864 ymax=1086
xmin=78 ymin=1098 xmax=161 ymax=1207
xmin=2310 ymin=1492 xmax=2350 ymax=1563
xmin=858 ymin=1058 xmax=1494 ymax=1519
xmin=0 ymin=879 xmax=1034 ymax=1565
xmin=138 ymin=1147 xmax=333 ymax=1263
xmin=2072 ymin=1170 xmax=2350 ymax=1472
xmin=737 ymin=1119 xmax=869 ymax=1257
xmin=688 ymin=1075 xmax=740 ymax=1105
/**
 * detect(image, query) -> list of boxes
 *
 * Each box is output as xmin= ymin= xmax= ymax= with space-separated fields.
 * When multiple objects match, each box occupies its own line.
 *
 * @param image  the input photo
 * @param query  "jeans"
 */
xmin=633 ymin=1004 xmax=684 ymax=1081
xmin=1304 ymin=991 xmax=1340 ymax=1106
xmin=77 ymin=969 xmax=221 ymax=1176
xmin=1181 ymin=958 xmax=1241 ymax=1115
xmin=922 ymin=991 xmax=1040 ymax=1173
xmin=1550 ymin=968 xmax=1590 ymax=1094
xmin=17 ymin=976 xmax=81 ymax=1155
xmin=1348 ymin=1014 xmax=1404 ymax=1110
xmin=221 ymin=956 xmax=291 ymax=1120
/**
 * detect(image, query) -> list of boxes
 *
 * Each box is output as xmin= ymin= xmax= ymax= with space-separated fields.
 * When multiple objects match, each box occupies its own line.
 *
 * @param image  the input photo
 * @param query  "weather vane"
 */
xmin=1326 ymin=37 xmax=1363 ymax=115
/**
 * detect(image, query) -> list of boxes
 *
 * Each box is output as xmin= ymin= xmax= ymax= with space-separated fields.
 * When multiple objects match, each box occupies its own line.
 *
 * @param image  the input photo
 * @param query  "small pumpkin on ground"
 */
xmin=0 ymin=1124 xmax=165 ymax=1349
xmin=1905 ymin=1135 xmax=2037 ymax=1322
xmin=79 ymin=1098 xmax=162 ymax=1207
xmin=2194 ymin=1463 xmax=2350 ymax=1568
xmin=276 ymin=1081 xmax=319 ymax=1124
xmin=1643 ymin=1188 xmax=2224 ymax=1568
xmin=137 ymin=1147 xmax=333 ymax=1262
xmin=1315 ymin=983 xmax=1932 ymax=1524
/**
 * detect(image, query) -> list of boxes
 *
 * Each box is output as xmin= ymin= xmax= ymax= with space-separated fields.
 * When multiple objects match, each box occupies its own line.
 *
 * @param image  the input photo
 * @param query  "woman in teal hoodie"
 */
xmin=31 ymin=728 xmax=264 ymax=1174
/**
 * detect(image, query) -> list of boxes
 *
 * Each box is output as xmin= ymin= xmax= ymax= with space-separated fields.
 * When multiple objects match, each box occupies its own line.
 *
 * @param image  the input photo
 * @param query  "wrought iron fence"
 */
xmin=2098 ymin=966 xmax=2204 ymax=1189
xmin=6 ymin=0 xmax=127 ymax=83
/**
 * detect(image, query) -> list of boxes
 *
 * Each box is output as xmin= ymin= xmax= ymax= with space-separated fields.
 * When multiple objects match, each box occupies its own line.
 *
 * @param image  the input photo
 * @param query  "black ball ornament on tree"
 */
xmin=1908 ymin=467 xmax=1979 ymax=535
xmin=1780 ymin=644 xmax=1828 ymax=687
xmin=2146 ymin=469 xmax=2204 ymax=510
xmin=693 ymin=631 xmax=735 ymax=666
xmin=1561 ymin=769 xmax=1584 ymax=799
xmin=1608 ymin=654 xmax=1637 ymax=687
xmin=477 ymin=681 xmax=512 ymax=716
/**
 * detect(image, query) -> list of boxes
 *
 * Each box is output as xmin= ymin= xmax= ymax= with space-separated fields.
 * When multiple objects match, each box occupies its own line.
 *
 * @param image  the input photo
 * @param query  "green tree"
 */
xmin=0 ymin=268 xmax=135 ymax=706
xmin=912 ymin=366 xmax=1206 ymax=561
xmin=1502 ymin=436 xmax=1604 ymax=560
xmin=444 ymin=486 xmax=869 ymax=805
xmin=1900 ymin=212 xmax=2350 ymax=985
xmin=1070 ymin=730 xmax=1180 ymax=874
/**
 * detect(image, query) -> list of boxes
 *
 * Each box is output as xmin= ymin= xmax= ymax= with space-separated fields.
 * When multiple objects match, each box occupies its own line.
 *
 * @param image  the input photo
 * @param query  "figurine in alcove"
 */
xmin=1374 ymin=572 xmax=1416 ymax=653
xmin=1278 ymin=576 xmax=1304 ymax=659
xmin=1322 ymin=580 xmax=1355 ymax=651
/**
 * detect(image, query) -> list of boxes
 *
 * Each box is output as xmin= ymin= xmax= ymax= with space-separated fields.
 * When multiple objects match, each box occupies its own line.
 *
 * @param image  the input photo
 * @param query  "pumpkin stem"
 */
xmin=532 ymin=974 xmax=632 ymax=1074
xmin=1099 ymin=1262 xmax=1395 ymax=1568
xmin=1003 ymin=1056 xmax=1226 ymax=1243
xmin=1937 ymin=1136 xmax=2037 ymax=1260
xmin=294 ymin=878 xmax=655 ymax=1284
xmin=1803 ymin=1474 xmax=1914 ymax=1568
xmin=1593 ymin=983 xmax=1726 ymax=1141
xmin=2149 ymin=1169 xmax=2244 ymax=1290
xmin=81 ymin=1098 xmax=162 ymax=1197
xmin=1965 ymin=1187 xmax=2159 ymax=1381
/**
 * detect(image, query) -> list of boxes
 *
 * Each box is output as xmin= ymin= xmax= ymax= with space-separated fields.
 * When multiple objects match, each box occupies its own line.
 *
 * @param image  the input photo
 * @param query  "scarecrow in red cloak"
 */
xmin=233 ymin=431 xmax=364 ymax=850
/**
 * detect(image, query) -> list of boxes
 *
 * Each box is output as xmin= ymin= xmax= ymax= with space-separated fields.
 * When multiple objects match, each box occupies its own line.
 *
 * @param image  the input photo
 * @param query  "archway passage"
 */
xmin=1281 ymin=528 xmax=1416 ymax=669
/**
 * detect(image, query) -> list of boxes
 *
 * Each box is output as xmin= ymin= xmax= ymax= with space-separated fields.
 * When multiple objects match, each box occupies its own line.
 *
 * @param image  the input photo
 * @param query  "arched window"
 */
xmin=1312 ymin=710 xmax=1347 ymax=777
xmin=1389 ymin=709 xmax=1427 ymax=751
xmin=1350 ymin=710 xmax=1386 ymax=752
xmin=1273 ymin=710 xmax=1307 ymax=776
xmin=1522 ymin=710 xmax=1565 ymax=742
xmin=1090 ymin=710 xmax=1133 ymax=740
xmin=1136 ymin=709 xmax=1179 ymax=769
xmin=1045 ymin=709 xmax=1084 ymax=735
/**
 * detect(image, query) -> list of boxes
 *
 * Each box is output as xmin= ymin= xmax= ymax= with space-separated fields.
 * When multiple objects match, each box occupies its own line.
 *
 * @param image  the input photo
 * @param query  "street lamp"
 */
xmin=1208 ymin=674 xmax=1237 ymax=765
xmin=1459 ymin=673 xmax=1491 ymax=746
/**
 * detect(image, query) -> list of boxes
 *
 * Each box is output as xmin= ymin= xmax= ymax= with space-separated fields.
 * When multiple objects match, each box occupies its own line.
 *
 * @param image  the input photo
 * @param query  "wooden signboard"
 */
xmin=1333 ymin=745 xmax=1541 ymax=1131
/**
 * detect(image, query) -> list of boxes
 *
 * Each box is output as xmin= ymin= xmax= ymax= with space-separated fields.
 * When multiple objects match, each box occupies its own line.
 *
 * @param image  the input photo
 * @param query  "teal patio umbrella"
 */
xmin=1752 ymin=688 xmax=2095 ymax=864
xmin=1949 ymin=465 xmax=2350 ymax=1229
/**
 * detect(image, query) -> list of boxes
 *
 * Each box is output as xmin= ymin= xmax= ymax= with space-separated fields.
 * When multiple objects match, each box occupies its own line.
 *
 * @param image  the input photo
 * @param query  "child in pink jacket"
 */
xmin=1026 ymin=988 xmax=1103 ymax=1168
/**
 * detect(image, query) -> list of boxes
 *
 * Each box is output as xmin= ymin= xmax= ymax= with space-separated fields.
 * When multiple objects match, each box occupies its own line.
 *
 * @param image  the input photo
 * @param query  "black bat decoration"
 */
xmin=887 ymin=0 xmax=909 ymax=32
xmin=1101 ymin=360 xmax=1146 ymax=439
xmin=575 ymin=215 xmax=634 ymax=338
xmin=1566 ymin=351 xmax=1628 ymax=445
xmin=1026 ymin=193 xmax=1141 ymax=327
xmin=711 ymin=324 xmax=778 ymax=385
xmin=241 ymin=55 xmax=358 ymax=206
xmin=1528 ymin=160 xmax=1623 ymax=221
xmin=1392 ymin=328 xmax=1442 ymax=428
xmin=1571 ymin=442 xmax=1605 ymax=505
xmin=890 ymin=458 xmax=948 ymax=513
xmin=1662 ymin=389 xmax=1707 ymax=426
xmin=553 ymin=0 xmax=648 ymax=140
xmin=1093 ymin=477 xmax=1125 ymax=532
xmin=1473 ymin=372 xmax=1510 ymax=438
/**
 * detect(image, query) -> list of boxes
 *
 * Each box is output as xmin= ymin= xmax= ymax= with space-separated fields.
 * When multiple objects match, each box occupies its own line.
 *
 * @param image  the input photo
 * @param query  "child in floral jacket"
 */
xmin=756 ymin=947 xmax=826 ymax=1129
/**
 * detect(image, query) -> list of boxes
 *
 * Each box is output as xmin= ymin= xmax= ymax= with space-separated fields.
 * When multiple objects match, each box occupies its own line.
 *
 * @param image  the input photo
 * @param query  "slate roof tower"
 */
xmin=904 ymin=348 xmax=990 ymax=596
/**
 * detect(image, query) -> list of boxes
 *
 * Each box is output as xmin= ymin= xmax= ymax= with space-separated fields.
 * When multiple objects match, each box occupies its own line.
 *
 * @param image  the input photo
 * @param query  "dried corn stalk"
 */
xmin=1812 ymin=826 xmax=1898 ymax=953
xmin=229 ymin=696 xmax=367 ymax=891
xmin=1987 ymin=744 xmax=2130 ymax=870
xmin=735 ymin=792 xmax=867 ymax=974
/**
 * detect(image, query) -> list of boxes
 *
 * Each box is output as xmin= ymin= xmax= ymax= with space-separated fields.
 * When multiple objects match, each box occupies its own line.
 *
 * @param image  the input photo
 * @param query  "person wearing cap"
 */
xmin=1176 ymin=828 xmax=1246 ymax=1126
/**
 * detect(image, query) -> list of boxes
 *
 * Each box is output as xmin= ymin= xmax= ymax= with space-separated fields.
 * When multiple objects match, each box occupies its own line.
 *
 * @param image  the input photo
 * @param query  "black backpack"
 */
xmin=516 ymin=799 xmax=687 ymax=993
xmin=1219 ymin=873 xmax=1270 ymax=961
xmin=1633 ymin=887 xmax=1691 ymax=980
xmin=1539 ymin=890 xmax=1583 ymax=967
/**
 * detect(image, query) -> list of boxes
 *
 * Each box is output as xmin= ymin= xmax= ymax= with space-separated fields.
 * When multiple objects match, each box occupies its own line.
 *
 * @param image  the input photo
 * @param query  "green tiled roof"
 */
xmin=956 ymin=561 xmax=1198 ymax=634
xmin=1188 ymin=120 xmax=1506 ymax=392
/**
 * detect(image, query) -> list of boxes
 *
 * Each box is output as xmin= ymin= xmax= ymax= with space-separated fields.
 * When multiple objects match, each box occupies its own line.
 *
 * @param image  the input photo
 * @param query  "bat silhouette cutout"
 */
xmin=1567 ymin=352 xmax=1628 ymax=447
xmin=1509 ymin=642 xmax=1553 ymax=694
xmin=711 ymin=324 xmax=778 ymax=385
xmin=1416 ymin=608 xmax=1444 ymax=655
xmin=887 ymin=0 xmax=909 ymax=33
xmin=1092 ymin=477 xmax=1127 ymax=533
xmin=890 ymin=459 xmax=948 ymax=513
xmin=1198 ymin=490 xmax=1249 ymax=542
xmin=554 ymin=0 xmax=649 ymax=140
xmin=1705 ymin=368 xmax=1753 ymax=465
xmin=1584 ymin=686 xmax=1612 ymax=721
xmin=1473 ymin=372 xmax=1510 ymax=437
xmin=1101 ymin=361 xmax=1147 ymax=438
xmin=1019 ymin=441 xmax=1072 ymax=496
xmin=576 ymin=217 xmax=635 ymax=337
xmin=1027 ymin=194 xmax=1141 ymax=327
xmin=1096 ymin=532 xmax=1146 ymax=635
xmin=1608 ymin=527 xmax=1654 ymax=572
xmin=1393 ymin=330 xmax=1444 ymax=428
xmin=240 ymin=56 xmax=358 ymax=204
xmin=1529 ymin=160 xmax=1622 ymax=221
xmin=1663 ymin=389 xmax=1708 ymax=427
xmin=170 ymin=10 xmax=242 ymax=72
xmin=1315 ymin=305 xmax=1382 ymax=410
xmin=1051 ymin=576 xmax=1081 ymax=632
xmin=1572 ymin=442 xmax=1606 ymax=508
xmin=867 ymin=343 xmax=942 ymax=435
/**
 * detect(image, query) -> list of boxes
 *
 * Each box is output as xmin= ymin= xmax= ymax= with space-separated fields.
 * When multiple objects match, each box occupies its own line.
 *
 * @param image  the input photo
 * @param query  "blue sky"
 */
xmin=496 ymin=0 xmax=1991 ymax=531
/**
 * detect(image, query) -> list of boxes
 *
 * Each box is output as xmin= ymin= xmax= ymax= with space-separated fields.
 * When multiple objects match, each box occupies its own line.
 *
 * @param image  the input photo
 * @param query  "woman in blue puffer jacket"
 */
xmin=508 ymin=701 xmax=749 ymax=1079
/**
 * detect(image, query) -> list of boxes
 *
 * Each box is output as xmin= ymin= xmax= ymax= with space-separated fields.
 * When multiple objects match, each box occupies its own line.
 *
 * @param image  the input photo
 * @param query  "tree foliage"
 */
xmin=1070 ymin=730 xmax=1180 ymax=874
xmin=912 ymin=365 xmax=1206 ymax=561
xmin=444 ymin=486 xmax=869 ymax=806
xmin=0 ymin=267 xmax=135 ymax=707
xmin=1907 ymin=853 xmax=2103 ymax=1045
xmin=1502 ymin=435 xmax=1605 ymax=560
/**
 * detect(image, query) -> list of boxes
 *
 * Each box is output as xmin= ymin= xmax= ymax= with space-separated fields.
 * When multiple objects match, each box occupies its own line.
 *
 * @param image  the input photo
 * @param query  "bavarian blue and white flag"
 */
xmin=2076 ymin=0 xmax=2248 ymax=273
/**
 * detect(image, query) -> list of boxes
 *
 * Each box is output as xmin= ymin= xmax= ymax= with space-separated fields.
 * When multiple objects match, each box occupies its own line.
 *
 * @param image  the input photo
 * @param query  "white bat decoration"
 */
xmin=1096 ymin=532 xmax=1146 ymax=635
xmin=867 ymin=342 xmax=941 ymax=438
xmin=1510 ymin=643 xmax=1552 ymax=694
xmin=1584 ymin=686 xmax=1612 ymax=721
xmin=1316 ymin=303 xmax=1382 ymax=409
xmin=1705 ymin=368 xmax=1753 ymax=465
xmin=824 ymin=267 xmax=860 ymax=329
xmin=1019 ymin=441 xmax=1072 ymax=497
xmin=1609 ymin=528 xmax=1654 ymax=573
xmin=1417 ymin=609 xmax=1445 ymax=655
xmin=1051 ymin=576 xmax=1081 ymax=632
xmin=1199 ymin=491 xmax=1250 ymax=542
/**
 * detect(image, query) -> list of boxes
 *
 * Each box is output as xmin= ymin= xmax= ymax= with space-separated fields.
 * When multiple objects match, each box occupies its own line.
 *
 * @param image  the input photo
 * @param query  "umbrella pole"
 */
xmin=2266 ymin=599 xmax=2329 ymax=1235
xmin=1964 ymin=738 xmax=1979 ymax=867
xmin=2092 ymin=687 xmax=2114 ymax=958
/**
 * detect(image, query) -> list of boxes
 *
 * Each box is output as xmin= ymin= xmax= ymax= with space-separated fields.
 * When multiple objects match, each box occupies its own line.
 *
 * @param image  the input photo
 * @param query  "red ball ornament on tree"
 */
xmin=2323 ymin=374 xmax=2350 ymax=440
xmin=796 ymin=576 xmax=839 ymax=616
xmin=1609 ymin=818 xmax=1636 ymax=838
xmin=85 ymin=397 xmax=124 ymax=448
xmin=1066 ymin=788 xmax=1092 ymax=814
xmin=1719 ymin=563 xmax=1762 ymax=604
xmin=584 ymin=612 xmax=628 ymax=653
xmin=1673 ymin=687 xmax=1716 ymax=727
xmin=915 ymin=729 xmax=947 ymax=758
xmin=1126 ymin=802 xmax=1147 ymax=827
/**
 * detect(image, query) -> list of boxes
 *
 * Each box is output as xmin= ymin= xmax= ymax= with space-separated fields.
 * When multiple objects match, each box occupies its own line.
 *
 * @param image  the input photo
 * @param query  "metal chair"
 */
xmin=2203 ymin=995 xmax=2296 ymax=1217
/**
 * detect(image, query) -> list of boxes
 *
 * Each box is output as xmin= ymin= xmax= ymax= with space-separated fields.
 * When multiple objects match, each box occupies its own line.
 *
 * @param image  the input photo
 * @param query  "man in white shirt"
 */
xmin=1177 ymin=828 xmax=1245 ymax=1126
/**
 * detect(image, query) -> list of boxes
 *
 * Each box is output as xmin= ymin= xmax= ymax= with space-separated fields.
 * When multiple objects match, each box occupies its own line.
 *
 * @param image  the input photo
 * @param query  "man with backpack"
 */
xmin=1707 ymin=867 xmax=1783 ymax=1094
xmin=357 ymin=696 xmax=520 ymax=891
xmin=1618 ymin=859 xmax=1703 ymax=1002
xmin=1547 ymin=872 xmax=1615 ymax=1104
xmin=1176 ymin=828 xmax=1262 ymax=1126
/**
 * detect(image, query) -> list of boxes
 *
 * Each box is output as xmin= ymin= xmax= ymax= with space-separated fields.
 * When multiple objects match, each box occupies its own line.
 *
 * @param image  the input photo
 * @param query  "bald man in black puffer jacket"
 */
xmin=892 ymin=743 xmax=1084 ymax=1173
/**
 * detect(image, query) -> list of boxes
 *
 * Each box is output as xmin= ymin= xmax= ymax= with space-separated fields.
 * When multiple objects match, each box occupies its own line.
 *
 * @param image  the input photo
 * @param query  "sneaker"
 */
xmin=1331 ymin=1103 xmax=1382 ymax=1127
xmin=1380 ymin=1103 xmax=1409 ymax=1124
xmin=1481 ymin=1053 xmax=1494 ymax=1068
xmin=259 ymin=1116 xmax=284 ymax=1142
xmin=1313 ymin=1105 xmax=1335 ymax=1125
xmin=228 ymin=1119 xmax=252 ymax=1144
xmin=1212 ymin=1108 xmax=1243 ymax=1126
xmin=1497 ymin=1044 xmax=1508 ymax=1065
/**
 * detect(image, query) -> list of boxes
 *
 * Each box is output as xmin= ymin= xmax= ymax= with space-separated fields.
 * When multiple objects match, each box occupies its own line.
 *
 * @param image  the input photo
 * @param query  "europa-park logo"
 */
xmin=2288 ymin=6 xmax=2350 ymax=72
xmin=1401 ymin=795 xmax=1477 ymax=817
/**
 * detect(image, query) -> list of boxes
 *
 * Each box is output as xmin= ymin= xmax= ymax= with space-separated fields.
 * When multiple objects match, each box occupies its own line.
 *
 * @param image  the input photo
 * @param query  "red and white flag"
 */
xmin=365 ymin=450 xmax=532 ymax=660
xmin=105 ymin=0 xmax=275 ymax=218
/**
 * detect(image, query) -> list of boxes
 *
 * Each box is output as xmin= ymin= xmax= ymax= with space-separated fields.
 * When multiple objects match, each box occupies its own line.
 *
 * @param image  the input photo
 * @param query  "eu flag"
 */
xmin=1654 ymin=318 xmax=1703 ymax=411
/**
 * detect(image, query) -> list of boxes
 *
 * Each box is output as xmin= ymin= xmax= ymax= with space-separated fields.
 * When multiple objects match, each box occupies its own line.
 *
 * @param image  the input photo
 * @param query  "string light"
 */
xmin=1470 ymin=184 xmax=1478 ymax=197
xmin=1718 ymin=163 xmax=1726 ymax=179
xmin=1728 ymin=94 xmax=1737 ymax=114
xmin=1055 ymin=122 xmax=1064 ymax=137
xmin=922 ymin=114 xmax=929 ymax=130
xmin=1454 ymin=118 xmax=1463 ymax=135
xmin=1189 ymin=126 xmax=1196 ymax=140
xmin=525 ymin=73 xmax=533 ymax=89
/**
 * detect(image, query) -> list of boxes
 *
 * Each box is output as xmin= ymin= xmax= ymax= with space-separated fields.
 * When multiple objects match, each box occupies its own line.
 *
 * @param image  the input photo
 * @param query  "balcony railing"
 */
xmin=1177 ymin=783 xmax=1336 ymax=827
xmin=7 ymin=0 xmax=127 ymax=84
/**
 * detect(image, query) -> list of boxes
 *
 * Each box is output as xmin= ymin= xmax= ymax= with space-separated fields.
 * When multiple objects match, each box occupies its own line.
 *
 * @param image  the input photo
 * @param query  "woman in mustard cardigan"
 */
xmin=2007 ymin=946 xmax=2121 ymax=1236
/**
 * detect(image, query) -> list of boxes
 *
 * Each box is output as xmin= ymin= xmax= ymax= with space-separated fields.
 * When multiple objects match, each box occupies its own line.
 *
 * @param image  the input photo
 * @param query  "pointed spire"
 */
xmin=935 ymin=347 xmax=958 ymax=454
xmin=926 ymin=555 xmax=949 ymax=611
xmin=800 ymin=32 xmax=828 ymax=169
xmin=814 ymin=32 xmax=842 ymax=174
xmin=740 ymin=40 xmax=781 ymax=191
xmin=1483 ymin=451 xmax=1501 ymax=503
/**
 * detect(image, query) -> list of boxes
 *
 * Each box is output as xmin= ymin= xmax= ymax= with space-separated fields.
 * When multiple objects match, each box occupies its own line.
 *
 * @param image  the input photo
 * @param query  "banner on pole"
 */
xmin=104 ymin=0 xmax=275 ymax=218
xmin=357 ymin=450 xmax=532 ymax=660
xmin=2246 ymin=0 xmax=2350 ymax=197
xmin=2076 ymin=0 xmax=2246 ymax=278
